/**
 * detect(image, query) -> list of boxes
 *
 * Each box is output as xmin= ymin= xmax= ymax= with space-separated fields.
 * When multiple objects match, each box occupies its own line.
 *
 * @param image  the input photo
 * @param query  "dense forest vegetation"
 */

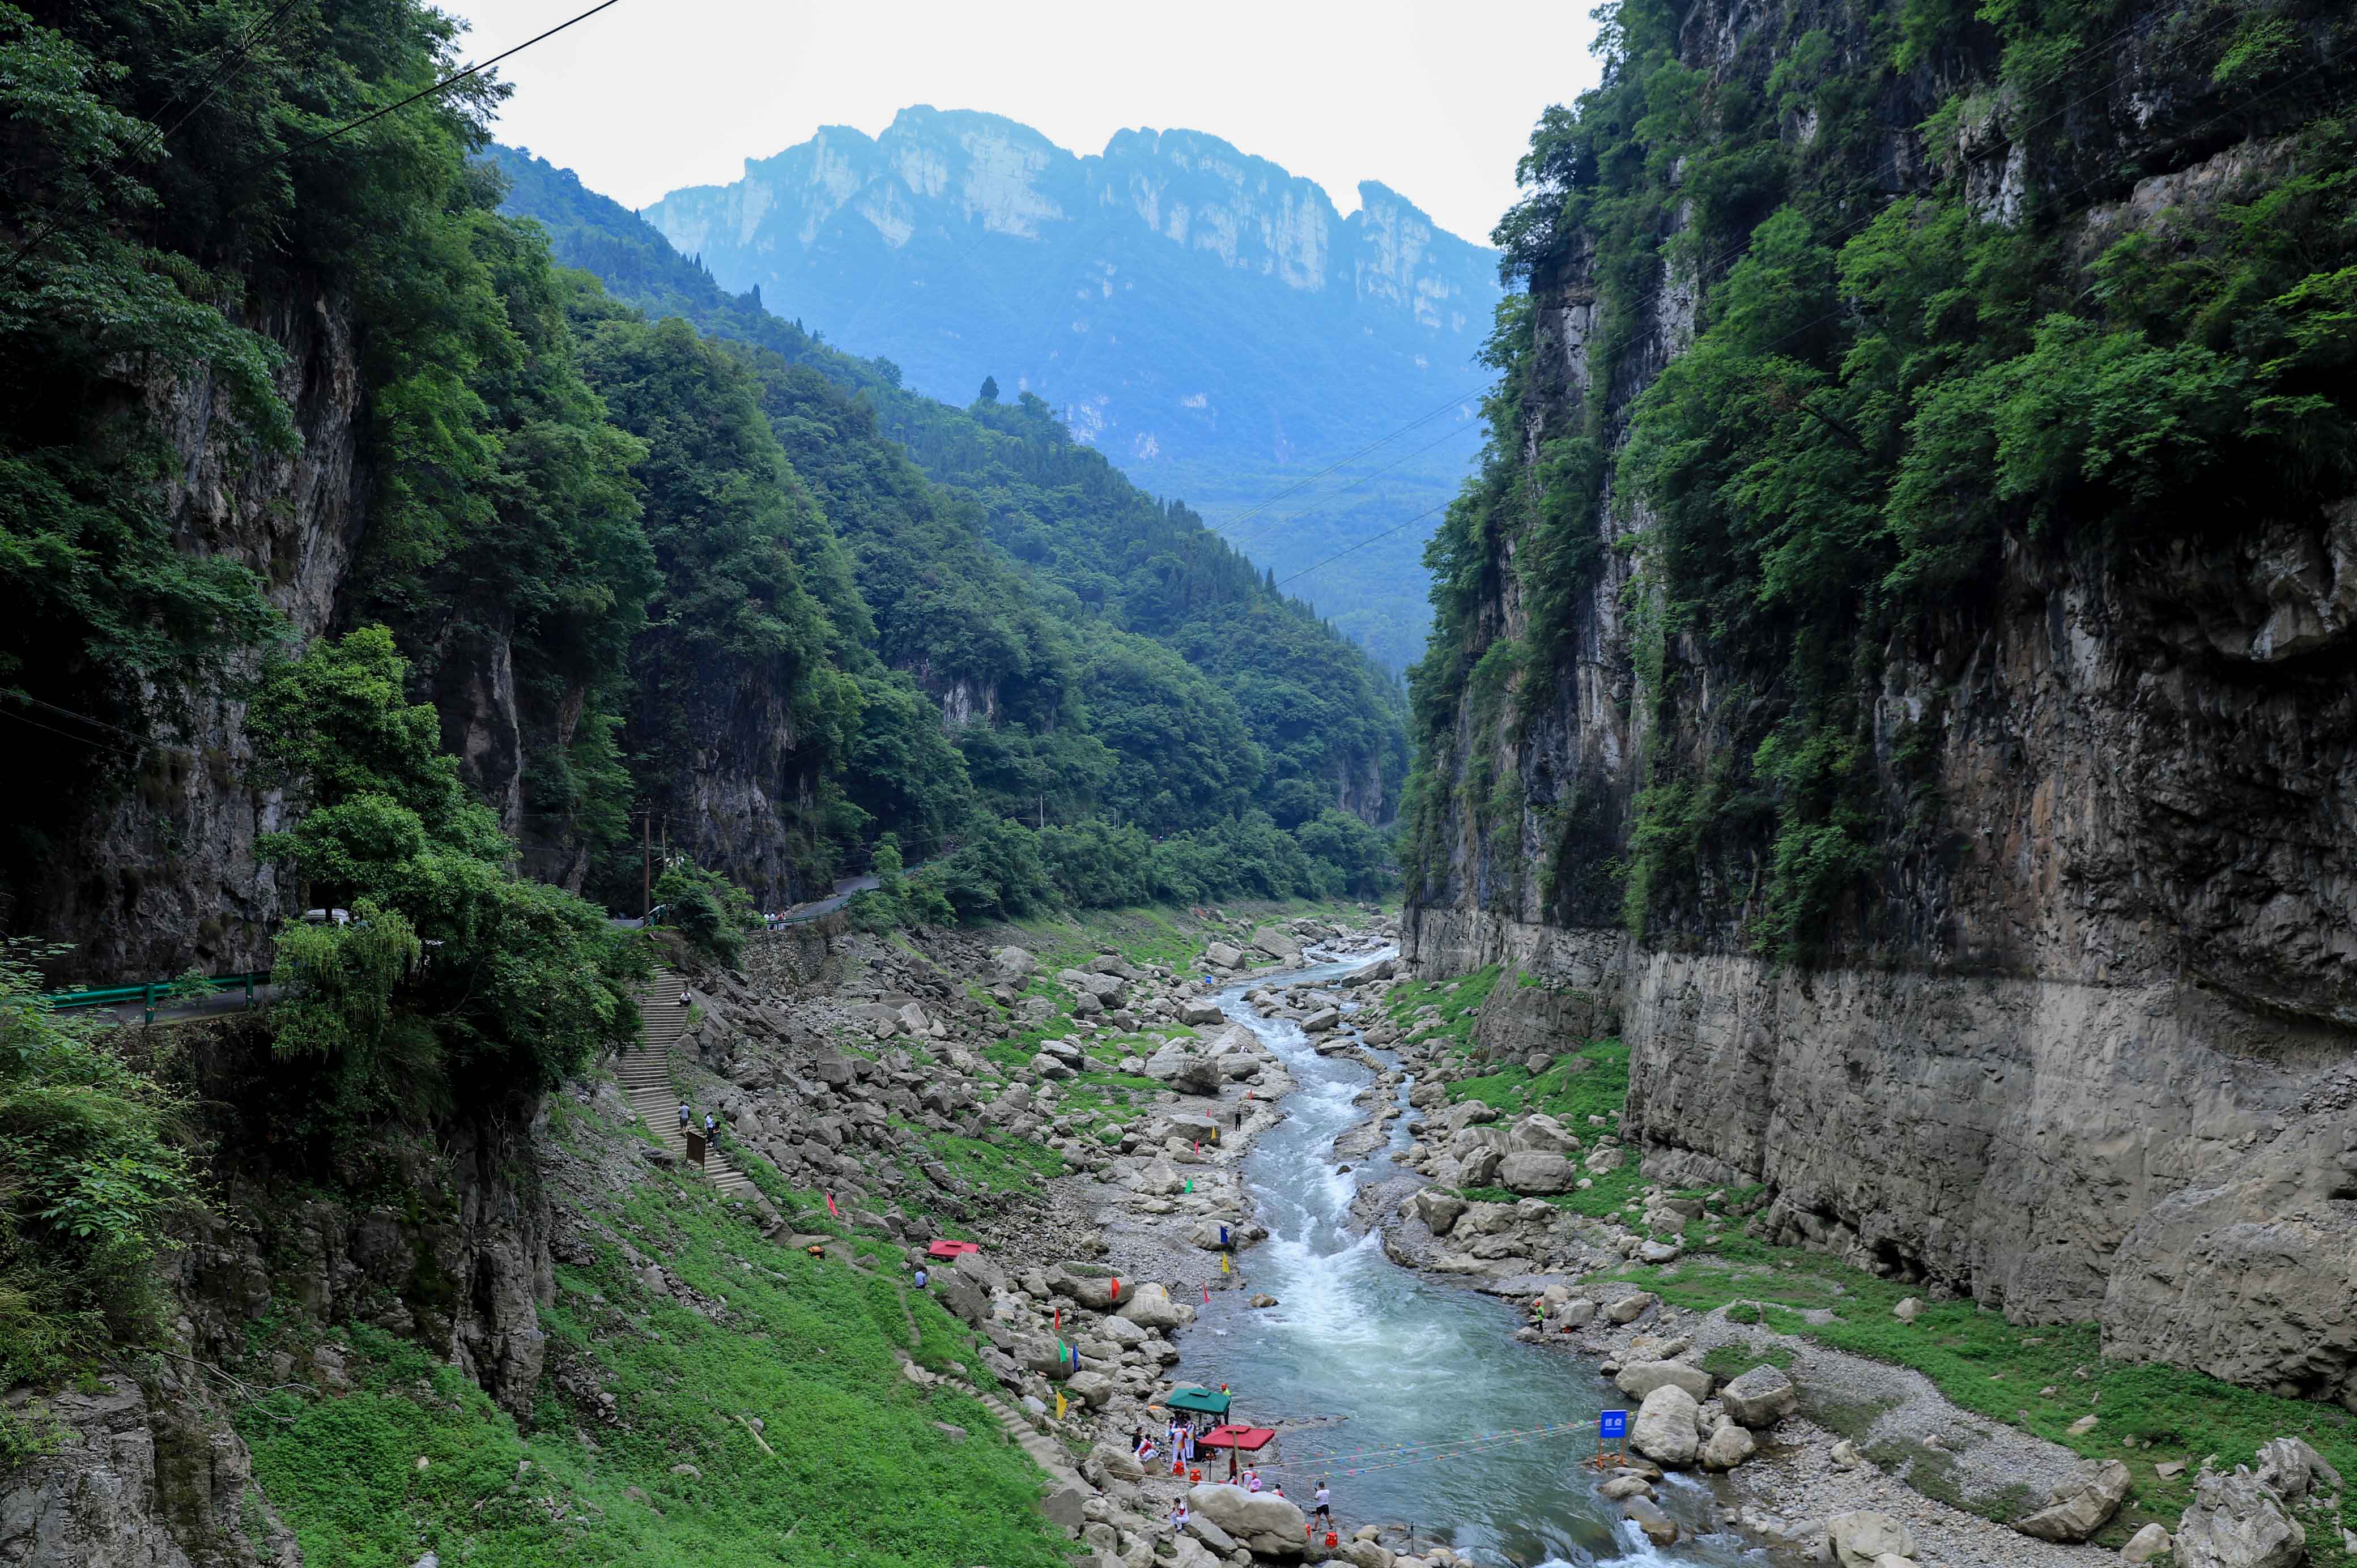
xmin=0 ymin=0 xmax=1407 ymax=1004
xmin=1402 ymin=0 xmax=2357 ymax=957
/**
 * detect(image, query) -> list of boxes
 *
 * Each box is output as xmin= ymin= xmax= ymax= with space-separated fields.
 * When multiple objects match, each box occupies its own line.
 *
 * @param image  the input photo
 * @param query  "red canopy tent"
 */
xmin=1195 ymin=1425 xmax=1278 ymax=1481
xmin=925 ymin=1239 xmax=981 ymax=1262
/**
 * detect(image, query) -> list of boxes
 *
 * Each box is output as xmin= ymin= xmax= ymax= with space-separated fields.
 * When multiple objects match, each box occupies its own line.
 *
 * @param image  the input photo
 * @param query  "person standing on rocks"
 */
xmin=1313 ymin=1480 xmax=1333 ymax=1527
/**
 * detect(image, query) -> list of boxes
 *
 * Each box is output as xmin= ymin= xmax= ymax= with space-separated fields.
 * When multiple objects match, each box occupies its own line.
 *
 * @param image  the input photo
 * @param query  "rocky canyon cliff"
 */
xmin=1402 ymin=0 xmax=2357 ymax=1408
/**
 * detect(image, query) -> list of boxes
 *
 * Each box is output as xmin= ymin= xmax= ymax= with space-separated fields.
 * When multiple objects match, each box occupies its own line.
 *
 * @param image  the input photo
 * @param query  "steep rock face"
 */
xmin=20 ymin=286 xmax=367 ymax=982
xmin=1404 ymin=0 xmax=2357 ymax=1407
xmin=170 ymin=1028 xmax=558 ymax=1416
xmin=0 ymin=1375 xmax=297 ymax=1568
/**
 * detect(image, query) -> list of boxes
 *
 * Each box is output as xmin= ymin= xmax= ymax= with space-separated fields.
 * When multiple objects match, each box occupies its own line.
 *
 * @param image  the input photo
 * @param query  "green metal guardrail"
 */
xmin=39 ymin=971 xmax=269 ymax=1025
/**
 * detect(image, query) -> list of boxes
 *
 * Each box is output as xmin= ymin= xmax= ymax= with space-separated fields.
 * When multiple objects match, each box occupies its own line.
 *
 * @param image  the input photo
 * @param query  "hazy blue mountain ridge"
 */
xmin=646 ymin=107 xmax=1504 ymax=669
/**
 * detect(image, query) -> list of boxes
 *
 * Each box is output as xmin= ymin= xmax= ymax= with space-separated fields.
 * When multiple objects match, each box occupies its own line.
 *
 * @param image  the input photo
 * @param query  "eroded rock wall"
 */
xmin=1402 ymin=1 xmax=2357 ymax=1408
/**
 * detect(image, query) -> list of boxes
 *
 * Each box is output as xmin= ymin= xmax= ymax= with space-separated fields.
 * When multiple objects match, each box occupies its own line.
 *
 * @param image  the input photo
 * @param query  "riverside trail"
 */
xmin=1173 ymin=952 xmax=1749 ymax=1568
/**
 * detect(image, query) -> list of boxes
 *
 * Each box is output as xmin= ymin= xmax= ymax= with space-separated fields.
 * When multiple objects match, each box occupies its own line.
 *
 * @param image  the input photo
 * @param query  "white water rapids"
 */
xmin=1170 ymin=949 xmax=1751 ymax=1568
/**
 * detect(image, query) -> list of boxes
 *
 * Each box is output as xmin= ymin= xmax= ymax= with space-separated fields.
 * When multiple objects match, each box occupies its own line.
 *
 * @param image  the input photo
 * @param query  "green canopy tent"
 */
xmin=1164 ymin=1387 xmax=1232 ymax=1420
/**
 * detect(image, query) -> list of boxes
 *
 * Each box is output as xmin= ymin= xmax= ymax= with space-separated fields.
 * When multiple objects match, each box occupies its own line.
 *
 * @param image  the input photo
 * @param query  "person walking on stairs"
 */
xmin=678 ymin=1100 xmax=691 ymax=1132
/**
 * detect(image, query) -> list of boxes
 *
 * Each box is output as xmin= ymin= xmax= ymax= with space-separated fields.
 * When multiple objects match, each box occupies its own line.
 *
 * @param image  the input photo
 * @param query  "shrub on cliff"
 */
xmin=0 ymin=943 xmax=195 ymax=1386
xmin=252 ymin=627 xmax=642 ymax=1121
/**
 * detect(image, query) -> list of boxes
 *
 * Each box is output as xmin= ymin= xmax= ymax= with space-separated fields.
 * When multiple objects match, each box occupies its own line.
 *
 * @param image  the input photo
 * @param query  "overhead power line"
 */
xmin=235 ymin=0 xmax=632 ymax=180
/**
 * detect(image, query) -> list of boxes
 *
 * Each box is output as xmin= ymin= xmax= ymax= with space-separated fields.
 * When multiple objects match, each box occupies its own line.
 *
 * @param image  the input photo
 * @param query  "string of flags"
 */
xmin=1269 ymin=1419 xmax=1597 ymax=1475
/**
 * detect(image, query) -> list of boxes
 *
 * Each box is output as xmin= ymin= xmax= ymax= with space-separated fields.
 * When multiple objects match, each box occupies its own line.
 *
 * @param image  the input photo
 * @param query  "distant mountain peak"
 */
xmin=633 ymin=108 xmax=1503 ymax=675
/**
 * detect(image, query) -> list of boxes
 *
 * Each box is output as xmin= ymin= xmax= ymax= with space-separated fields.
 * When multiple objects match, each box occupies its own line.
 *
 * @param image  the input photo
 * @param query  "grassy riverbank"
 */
xmin=232 ymin=1094 xmax=1061 ymax=1568
xmin=1415 ymin=964 xmax=2357 ymax=1565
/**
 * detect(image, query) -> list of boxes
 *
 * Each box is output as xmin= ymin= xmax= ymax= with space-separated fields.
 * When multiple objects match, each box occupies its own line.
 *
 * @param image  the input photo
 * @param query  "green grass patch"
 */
xmin=1701 ymin=1341 xmax=1793 ymax=1380
xmin=235 ymin=1166 xmax=1065 ymax=1568
xmin=1386 ymin=963 xmax=1502 ymax=1052
xmin=921 ymin=1130 xmax=1067 ymax=1195
xmin=1452 ymin=1037 xmax=1629 ymax=1127
xmin=1623 ymin=1237 xmax=2357 ymax=1553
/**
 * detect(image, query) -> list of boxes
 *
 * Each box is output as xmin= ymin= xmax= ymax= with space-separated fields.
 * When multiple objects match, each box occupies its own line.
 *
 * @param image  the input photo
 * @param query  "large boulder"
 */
xmin=1143 ymin=1042 xmax=1224 ymax=1096
xmin=1250 ymin=927 xmax=1303 ymax=962
xmin=1090 ymin=1442 xmax=1145 ymax=1482
xmin=1063 ymin=1370 xmax=1114 ymax=1407
xmin=2015 ymin=1459 xmax=2133 ymax=1543
xmin=991 ymin=945 xmax=1037 ymax=982
xmin=1720 ymin=1365 xmax=1799 ymax=1428
xmin=2175 ymin=1467 xmax=2307 ymax=1568
xmin=1631 ymin=1384 xmax=1701 ymax=1467
xmin=1700 ymin=1421 xmax=1758 ymax=1470
xmin=1046 ymin=1263 xmax=1123 ymax=1310
xmin=1500 ymin=1151 xmax=1576 ymax=1195
xmin=2253 ymin=1437 xmax=2341 ymax=1502
xmin=1179 ymin=999 xmax=1226 ymax=1026
xmin=1116 ymin=1281 xmax=1187 ymax=1330
xmin=1827 ymin=1512 xmax=1917 ymax=1568
xmin=1204 ymin=942 xmax=1247 ymax=969
xmin=1187 ymin=1482 xmax=1309 ymax=1558
xmin=1413 ymin=1189 xmax=1468 ymax=1234
xmin=1616 ymin=1360 xmax=1715 ymax=1401
xmin=1459 ymin=1147 xmax=1504 ymax=1187
xmin=1301 ymin=1007 xmax=1342 ymax=1033
xmin=1508 ymin=1113 xmax=1579 ymax=1154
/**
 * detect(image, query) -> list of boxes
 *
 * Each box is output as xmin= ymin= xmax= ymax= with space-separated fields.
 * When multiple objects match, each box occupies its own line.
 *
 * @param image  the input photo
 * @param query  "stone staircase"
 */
xmin=618 ymin=968 xmax=758 ymax=1200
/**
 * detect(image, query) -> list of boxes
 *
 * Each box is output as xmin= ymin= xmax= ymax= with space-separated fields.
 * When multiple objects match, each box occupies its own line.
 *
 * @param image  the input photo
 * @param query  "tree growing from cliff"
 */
xmin=252 ymin=627 xmax=641 ymax=1122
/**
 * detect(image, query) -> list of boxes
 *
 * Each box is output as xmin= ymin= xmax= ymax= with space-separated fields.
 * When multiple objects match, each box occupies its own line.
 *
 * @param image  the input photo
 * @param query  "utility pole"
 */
xmin=641 ymin=810 xmax=652 ymax=919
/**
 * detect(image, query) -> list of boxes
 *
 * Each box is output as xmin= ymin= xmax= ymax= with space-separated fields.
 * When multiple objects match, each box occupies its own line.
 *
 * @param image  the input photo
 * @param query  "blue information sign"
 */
xmin=1598 ymin=1409 xmax=1628 ymax=1441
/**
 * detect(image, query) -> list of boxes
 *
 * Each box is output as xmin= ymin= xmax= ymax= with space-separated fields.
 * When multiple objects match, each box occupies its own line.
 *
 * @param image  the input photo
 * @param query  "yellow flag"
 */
xmin=1055 ymin=1391 xmax=1068 ymax=1421
xmin=1220 ymin=1252 xmax=1231 ymax=1274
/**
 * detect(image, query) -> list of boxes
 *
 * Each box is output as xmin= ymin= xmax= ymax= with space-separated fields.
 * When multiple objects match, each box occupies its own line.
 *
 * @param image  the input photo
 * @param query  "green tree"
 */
xmin=252 ymin=628 xmax=640 ymax=1120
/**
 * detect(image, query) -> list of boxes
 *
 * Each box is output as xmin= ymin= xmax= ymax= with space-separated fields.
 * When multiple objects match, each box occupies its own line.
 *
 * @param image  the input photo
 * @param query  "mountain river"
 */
xmin=1172 ymin=949 xmax=1750 ymax=1568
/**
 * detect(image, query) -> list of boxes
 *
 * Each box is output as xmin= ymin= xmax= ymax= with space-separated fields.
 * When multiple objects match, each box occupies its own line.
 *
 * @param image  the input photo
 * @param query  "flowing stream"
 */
xmin=1172 ymin=950 xmax=1749 ymax=1568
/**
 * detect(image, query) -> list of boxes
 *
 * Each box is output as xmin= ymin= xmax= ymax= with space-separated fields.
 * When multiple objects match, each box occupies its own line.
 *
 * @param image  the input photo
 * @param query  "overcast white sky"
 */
xmin=440 ymin=0 xmax=1605 ymax=245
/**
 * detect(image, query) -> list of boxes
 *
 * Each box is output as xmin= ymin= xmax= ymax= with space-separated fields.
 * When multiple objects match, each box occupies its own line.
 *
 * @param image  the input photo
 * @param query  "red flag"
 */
xmin=1053 ymin=1307 xmax=1061 ymax=1331
xmin=1110 ymin=1276 xmax=1121 ymax=1301
xmin=1203 ymin=1283 xmax=1211 ymax=1303
xmin=824 ymin=1191 xmax=839 ymax=1218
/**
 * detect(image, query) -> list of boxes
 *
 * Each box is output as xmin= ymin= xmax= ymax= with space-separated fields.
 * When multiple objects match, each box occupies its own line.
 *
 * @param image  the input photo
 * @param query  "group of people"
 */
xmin=677 ymin=1100 xmax=718 ymax=1153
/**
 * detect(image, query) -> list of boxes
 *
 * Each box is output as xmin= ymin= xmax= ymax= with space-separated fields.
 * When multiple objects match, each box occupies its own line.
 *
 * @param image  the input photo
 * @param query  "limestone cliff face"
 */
xmin=18 ymin=284 xmax=368 ymax=983
xmin=1403 ymin=3 xmax=2357 ymax=1408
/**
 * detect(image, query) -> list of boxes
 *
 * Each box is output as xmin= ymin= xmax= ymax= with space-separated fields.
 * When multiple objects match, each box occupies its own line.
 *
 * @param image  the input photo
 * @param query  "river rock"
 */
xmin=1413 ymin=1189 xmax=1468 ymax=1234
xmin=1615 ymin=1360 xmax=1714 ymax=1401
xmin=1458 ymin=1148 xmax=1503 ymax=1186
xmin=1622 ymin=1495 xmax=1679 ymax=1546
xmin=1605 ymin=1290 xmax=1658 ymax=1324
xmin=1143 ymin=1043 xmax=1223 ymax=1096
xmin=1599 ymin=1473 xmax=1654 ymax=1500
xmin=1301 ymin=1007 xmax=1341 ymax=1032
xmin=1178 ymin=1510 xmax=1237 ymax=1557
xmin=1064 ymin=1370 xmax=1114 ymax=1407
xmin=1116 ymin=1281 xmax=1186 ymax=1330
xmin=1828 ymin=1511 xmax=1917 ymax=1568
xmin=2123 ymin=1524 xmax=2174 ymax=1564
xmin=1205 ymin=942 xmax=1246 ymax=969
xmin=2015 ymin=1459 xmax=2132 ymax=1542
xmin=1180 ymin=999 xmax=1225 ymax=1025
xmin=1631 ymin=1384 xmax=1701 ymax=1467
xmin=1188 ymin=1482 xmax=1309 ymax=1557
xmin=1720 ymin=1365 xmax=1798 ymax=1427
xmin=1091 ymin=1442 xmax=1146 ymax=1481
xmin=1252 ymin=928 xmax=1303 ymax=961
xmin=1500 ymin=1151 xmax=1576 ymax=1194
xmin=1049 ymin=1263 xmax=1123 ymax=1309
xmin=2175 ymin=1467 xmax=2307 ymax=1568
xmin=1135 ymin=1160 xmax=1187 ymax=1196
xmin=1701 ymin=1421 xmax=1758 ymax=1470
